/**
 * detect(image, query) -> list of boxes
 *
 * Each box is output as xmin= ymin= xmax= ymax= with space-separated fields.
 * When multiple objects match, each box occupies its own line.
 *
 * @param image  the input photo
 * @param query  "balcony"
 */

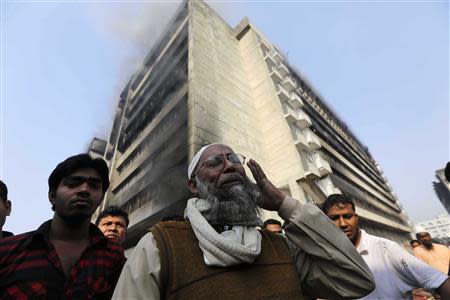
xmin=270 ymin=68 xmax=283 ymax=84
xmin=277 ymin=62 xmax=289 ymax=77
xmin=310 ymin=151 xmax=332 ymax=177
xmin=283 ymin=104 xmax=299 ymax=124
xmin=289 ymin=92 xmax=304 ymax=109
xmin=283 ymin=76 xmax=297 ymax=92
xmin=302 ymin=128 xmax=321 ymax=150
xmin=317 ymin=176 xmax=341 ymax=196
xmin=292 ymin=127 xmax=308 ymax=151
xmin=260 ymin=39 xmax=271 ymax=54
xmin=304 ymin=167 xmax=320 ymax=180
xmin=270 ymin=49 xmax=283 ymax=65
xmin=276 ymin=84 xmax=290 ymax=103
xmin=296 ymin=110 xmax=312 ymax=129
xmin=264 ymin=54 xmax=277 ymax=71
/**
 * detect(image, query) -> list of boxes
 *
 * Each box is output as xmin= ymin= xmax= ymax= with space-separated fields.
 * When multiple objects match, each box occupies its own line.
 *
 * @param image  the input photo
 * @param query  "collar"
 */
xmin=21 ymin=219 xmax=108 ymax=250
xmin=356 ymin=229 xmax=369 ymax=255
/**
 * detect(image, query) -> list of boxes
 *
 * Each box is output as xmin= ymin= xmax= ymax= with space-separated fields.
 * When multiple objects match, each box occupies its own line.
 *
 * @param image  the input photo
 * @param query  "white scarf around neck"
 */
xmin=184 ymin=197 xmax=262 ymax=267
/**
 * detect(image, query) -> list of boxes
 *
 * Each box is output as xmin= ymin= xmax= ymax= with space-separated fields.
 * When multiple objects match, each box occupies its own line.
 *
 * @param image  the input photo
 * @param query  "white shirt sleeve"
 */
xmin=387 ymin=241 xmax=448 ymax=291
xmin=112 ymin=232 xmax=161 ymax=300
xmin=278 ymin=196 xmax=375 ymax=299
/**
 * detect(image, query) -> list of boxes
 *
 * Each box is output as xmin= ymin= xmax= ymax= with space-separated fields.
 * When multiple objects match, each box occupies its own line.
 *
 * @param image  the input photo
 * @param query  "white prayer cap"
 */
xmin=414 ymin=225 xmax=427 ymax=234
xmin=188 ymin=143 xmax=219 ymax=179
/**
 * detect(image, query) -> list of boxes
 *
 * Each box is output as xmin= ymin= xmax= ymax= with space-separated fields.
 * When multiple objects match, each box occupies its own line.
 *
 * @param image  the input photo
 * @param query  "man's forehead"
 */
xmin=100 ymin=215 xmax=126 ymax=223
xmin=199 ymin=144 xmax=234 ymax=162
xmin=328 ymin=203 xmax=354 ymax=213
xmin=67 ymin=168 xmax=102 ymax=178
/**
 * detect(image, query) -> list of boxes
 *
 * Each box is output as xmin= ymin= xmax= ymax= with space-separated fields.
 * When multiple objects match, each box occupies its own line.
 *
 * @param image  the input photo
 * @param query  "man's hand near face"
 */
xmin=247 ymin=159 xmax=285 ymax=211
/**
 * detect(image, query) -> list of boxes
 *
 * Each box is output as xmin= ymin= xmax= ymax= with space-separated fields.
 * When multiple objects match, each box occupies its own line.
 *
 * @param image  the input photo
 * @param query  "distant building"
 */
xmin=433 ymin=168 xmax=450 ymax=214
xmin=95 ymin=0 xmax=412 ymax=248
xmin=416 ymin=215 xmax=450 ymax=244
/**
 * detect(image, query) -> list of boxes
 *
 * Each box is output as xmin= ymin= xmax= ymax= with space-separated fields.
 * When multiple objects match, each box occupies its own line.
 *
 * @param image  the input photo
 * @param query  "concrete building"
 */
xmin=96 ymin=0 xmax=412 ymax=247
xmin=433 ymin=168 xmax=450 ymax=214
xmin=416 ymin=214 xmax=450 ymax=244
xmin=87 ymin=138 xmax=107 ymax=160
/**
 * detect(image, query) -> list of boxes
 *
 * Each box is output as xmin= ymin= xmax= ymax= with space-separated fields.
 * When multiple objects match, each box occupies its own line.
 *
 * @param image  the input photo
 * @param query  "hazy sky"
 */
xmin=1 ymin=1 xmax=448 ymax=234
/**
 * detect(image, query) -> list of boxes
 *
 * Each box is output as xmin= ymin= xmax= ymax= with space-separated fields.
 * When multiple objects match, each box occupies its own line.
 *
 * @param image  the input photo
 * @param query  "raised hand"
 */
xmin=247 ymin=159 xmax=285 ymax=211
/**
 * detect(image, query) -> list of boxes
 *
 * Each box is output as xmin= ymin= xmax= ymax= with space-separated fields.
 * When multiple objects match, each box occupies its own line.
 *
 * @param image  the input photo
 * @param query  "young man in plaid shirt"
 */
xmin=0 ymin=154 xmax=126 ymax=299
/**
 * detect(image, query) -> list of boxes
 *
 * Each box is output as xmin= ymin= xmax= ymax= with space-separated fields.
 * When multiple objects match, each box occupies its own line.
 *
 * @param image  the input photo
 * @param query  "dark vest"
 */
xmin=151 ymin=221 xmax=304 ymax=300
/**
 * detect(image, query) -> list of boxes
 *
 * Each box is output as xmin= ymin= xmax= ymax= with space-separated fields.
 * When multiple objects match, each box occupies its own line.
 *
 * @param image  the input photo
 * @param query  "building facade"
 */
xmin=94 ymin=0 xmax=412 ymax=247
xmin=434 ymin=168 xmax=450 ymax=214
xmin=416 ymin=214 xmax=450 ymax=244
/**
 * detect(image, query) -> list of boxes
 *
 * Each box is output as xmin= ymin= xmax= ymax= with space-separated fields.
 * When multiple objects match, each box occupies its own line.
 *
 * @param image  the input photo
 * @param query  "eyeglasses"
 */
xmin=192 ymin=153 xmax=246 ymax=178
xmin=62 ymin=176 xmax=103 ymax=190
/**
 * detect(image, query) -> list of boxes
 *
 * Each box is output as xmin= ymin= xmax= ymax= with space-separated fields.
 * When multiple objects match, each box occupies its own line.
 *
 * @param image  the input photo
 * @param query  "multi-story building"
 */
xmin=88 ymin=138 xmax=107 ymax=160
xmin=433 ymin=168 xmax=450 ymax=214
xmin=94 ymin=0 xmax=412 ymax=247
xmin=416 ymin=214 xmax=450 ymax=244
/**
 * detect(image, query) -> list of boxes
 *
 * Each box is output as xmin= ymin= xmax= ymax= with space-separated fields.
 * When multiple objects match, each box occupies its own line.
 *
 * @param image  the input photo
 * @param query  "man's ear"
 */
xmin=187 ymin=179 xmax=198 ymax=194
xmin=48 ymin=191 xmax=56 ymax=205
xmin=5 ymin=200 xmax=11 ymax=216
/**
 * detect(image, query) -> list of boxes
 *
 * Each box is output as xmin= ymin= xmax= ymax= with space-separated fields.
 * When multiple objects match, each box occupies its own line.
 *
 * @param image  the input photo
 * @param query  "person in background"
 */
xmin=113 ymin=143 xmax=375 ymax=299
xmin=323 ymin=193 xmax=450 ymax=300
xmin=0 ymin=179 xmax=12 ymax=239
xmin=262 ymin=218 xmax=283 ymax=233
xmin=0 ymin=154 xmax=126 ymax=299
xmin=96 ymin=205 xmax=129 ymax=245
xmin=410 ymin=239 xmax=422 ymax=249
xmin=414 ymin=227 xmax=450 ymax=275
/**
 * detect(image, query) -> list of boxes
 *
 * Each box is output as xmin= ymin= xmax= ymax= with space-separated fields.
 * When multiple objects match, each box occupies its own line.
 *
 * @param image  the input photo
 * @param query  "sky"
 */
xmin=1 ymin=0 xmax=448 ymax=234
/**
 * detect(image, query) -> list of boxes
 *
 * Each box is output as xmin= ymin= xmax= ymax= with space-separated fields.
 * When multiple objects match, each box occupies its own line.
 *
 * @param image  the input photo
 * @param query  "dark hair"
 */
xmin=95 ymin=206 xmax=129 ymax=227
xmin=263 ymin=219 xmax=282 ymax=228
xmin=48 ymin=154 xmax=110 ymax=193
xmin=322 ymin=194 xmax=355 ymax=214
xmin=0 ymin=180 xmax=7 ymax=202
xmin=410 ymin=239 xmax=421 ymax=246
xmin=445 ymin=162 xmax=450 ymax=182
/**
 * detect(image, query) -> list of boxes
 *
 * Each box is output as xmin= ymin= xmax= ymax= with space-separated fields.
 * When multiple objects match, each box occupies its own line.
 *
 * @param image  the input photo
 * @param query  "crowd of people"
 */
xmin=0 ymin=145 xmax=449 ymax=299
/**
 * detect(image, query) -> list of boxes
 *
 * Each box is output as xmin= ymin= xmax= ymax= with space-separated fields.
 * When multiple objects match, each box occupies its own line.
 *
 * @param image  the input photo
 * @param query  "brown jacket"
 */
xmin=151 ymin=221 xmax=304 ymax=300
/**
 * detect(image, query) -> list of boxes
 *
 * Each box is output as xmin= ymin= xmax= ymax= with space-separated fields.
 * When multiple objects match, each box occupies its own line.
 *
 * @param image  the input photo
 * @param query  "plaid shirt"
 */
xmin=0 ymin=220 xmax=126 ymax=300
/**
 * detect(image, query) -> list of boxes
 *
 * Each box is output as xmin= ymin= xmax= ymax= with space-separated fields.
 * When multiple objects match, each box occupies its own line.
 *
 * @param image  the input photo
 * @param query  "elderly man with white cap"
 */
xmin=414 ymin=225 xmax=450 ymax=275
xmin=113 ymin=143 xmax=375 ymax=299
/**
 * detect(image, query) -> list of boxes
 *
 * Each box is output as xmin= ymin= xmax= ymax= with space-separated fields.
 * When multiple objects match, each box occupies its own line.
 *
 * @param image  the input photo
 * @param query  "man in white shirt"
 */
xmin=323 ymin=193 xmax=450 ymax=299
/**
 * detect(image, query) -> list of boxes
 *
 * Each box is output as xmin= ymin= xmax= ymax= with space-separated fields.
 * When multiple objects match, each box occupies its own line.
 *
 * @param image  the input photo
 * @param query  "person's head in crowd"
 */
xmin=96 ymin=206 xmax=129 ymax=244
xmin=0 ymin=180 xmax=12 ymax=237
xmin=48 ymin=154 xmax=109 ymax=225
xmin=187 ymin=143 xmax=262 ymax=227
xmin=445 ymin=162 xmax=450 ymax=182
xmin=416 ymin=230 xmax=434 ymax=250
xmin=322 ymin=194 xmax=360 ymax=246
xmin=410 ymin=239 xmax=421 ymax=249
xmin=263 ymin=219 xmax=283 ymax=233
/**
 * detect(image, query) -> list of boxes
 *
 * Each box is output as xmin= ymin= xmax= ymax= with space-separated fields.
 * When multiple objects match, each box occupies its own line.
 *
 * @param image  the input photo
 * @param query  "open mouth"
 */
xmin=222 ymin=179 xmax=242 ymax=186
xmin=72 ymin=199 xmax=91 ymax=207
xmin=219 ymin=174 xmax=244 ymax=186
